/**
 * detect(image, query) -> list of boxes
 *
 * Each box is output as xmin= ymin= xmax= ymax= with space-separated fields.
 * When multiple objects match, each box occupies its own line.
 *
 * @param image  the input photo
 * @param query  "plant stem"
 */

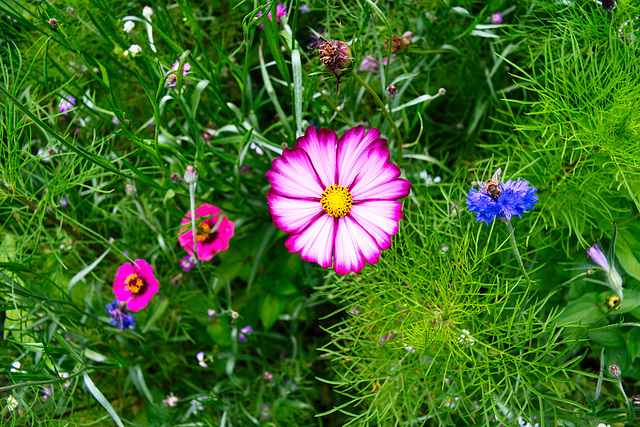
xmin=351 ymin=72 xmax=403 ymax=163
xmin=189 ymin=180 xmax=199 ymax=261
xmin=505 ymin=221 xmax=532 ymax=286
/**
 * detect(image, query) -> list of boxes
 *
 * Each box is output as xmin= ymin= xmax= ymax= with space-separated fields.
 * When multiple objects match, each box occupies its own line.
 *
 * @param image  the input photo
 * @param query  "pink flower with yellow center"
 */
xmin=265 ymin=126 xmax=412 ymax=275
xmin=113 ymin=259 xmax=159 ymax=311
xmin=178 ymin=204 xmax=235 ymax=261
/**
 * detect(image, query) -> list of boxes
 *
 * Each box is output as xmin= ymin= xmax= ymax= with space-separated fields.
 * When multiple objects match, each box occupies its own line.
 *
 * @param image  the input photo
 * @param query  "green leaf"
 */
xmin=556 ymin=293 xmax=601 ymax=326
xmin=83 ymin=373 xmax=125 ymax=427
xmin=207 ymin=321 xmax=232 ymax=347
xmin=128 ymin=365 xmax=155 ymax=404
xmin=142 ymin=298 xmax=169 ymax=334
xmin=260 ymin=292 xmax=286 ymax=330
xmin=616 ymin=224 xmax=640 ymax=282
xmin=271 ymin=279 xmax=298 ymax=296
xmin=68 ymin=247 xmax=111 ymax=292
xmin=191 ymin=79 xmax=210 ymax=120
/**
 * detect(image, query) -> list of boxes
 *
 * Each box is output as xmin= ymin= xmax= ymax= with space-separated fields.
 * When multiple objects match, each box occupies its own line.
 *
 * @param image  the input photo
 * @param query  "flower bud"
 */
xmin=49 ymin=18 xmax=58 ymax=30
xmin=609 ymin=365 xmax=621 ymax=380
xmin=142 ymin=6 xmax=154 ymax=20
xmin=166 ymin=74 xmax=177 ymax=87
xmin=386 ymin=85 xmax=398 ymax=100
xmin=184 ymin=166 xmax=197 ymax=184
xmin=125 ymin=184 xmax=137 ymax=197
xmin=170 ymin=172 xmax=181 ymax=183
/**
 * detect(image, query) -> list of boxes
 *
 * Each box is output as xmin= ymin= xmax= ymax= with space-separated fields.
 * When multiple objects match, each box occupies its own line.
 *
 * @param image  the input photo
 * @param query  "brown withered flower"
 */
xmin=384 ymin=31 xmax=413 ymax=54
xmin=309 ymin=37 xmax=353 ymax=94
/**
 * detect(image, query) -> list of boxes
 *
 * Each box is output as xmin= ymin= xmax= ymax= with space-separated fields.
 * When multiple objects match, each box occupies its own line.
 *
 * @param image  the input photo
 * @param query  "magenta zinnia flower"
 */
xmin=113 ymin=259 xmax=159 ymax=311
xmin=265 ymin=126 xmax=412 ymax=275
xmin=178 ymin=204 xmax=235 ymax=261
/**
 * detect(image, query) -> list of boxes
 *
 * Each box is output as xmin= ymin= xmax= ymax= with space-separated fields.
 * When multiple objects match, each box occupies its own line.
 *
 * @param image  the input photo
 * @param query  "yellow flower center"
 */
xmin=196 ymin=222 xmax=211 ymax=242
xmin=125 ymin=273 xmax=145 ymax=295
xmin=321 ymin=185 xmax=353 ymax=218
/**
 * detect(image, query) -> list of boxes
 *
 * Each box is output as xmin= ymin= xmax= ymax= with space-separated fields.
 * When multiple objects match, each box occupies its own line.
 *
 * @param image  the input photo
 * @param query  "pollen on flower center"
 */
xmin=321 ymin=185 xmax=353 ymax=218
xmin=196 ymin=222 xmax=211 ymax=242
xmin=125 ymin=273 xmax=146 ymax=295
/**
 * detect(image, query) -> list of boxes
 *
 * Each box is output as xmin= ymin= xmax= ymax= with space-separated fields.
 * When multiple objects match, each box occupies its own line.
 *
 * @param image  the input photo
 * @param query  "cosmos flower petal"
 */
xmin=266 ymin=126 xmax=410 ymax=275
xmin=266 ymin=148 xmax=324 ymax=198
xmin=349 ymin=201 xmax=403 ymax=250
xmin=334 ymin=216 xmax=380 ymax=275
xmin=295 ymin=126 xmax=338 ymax=188
xmin=336 ymin=126 xmax=382 ymax=187
xmin=350 ymin=147 xmax=412 ymax=200
xmin=267 ymin=190 xmax=324 ymax=234
xmin=285 ymin=214 xmax=335 ymax=268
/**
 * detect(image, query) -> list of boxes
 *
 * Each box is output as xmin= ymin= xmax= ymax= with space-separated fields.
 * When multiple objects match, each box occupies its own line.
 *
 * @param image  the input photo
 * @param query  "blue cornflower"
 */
xmin=467 ymin=170 xmax=538 ymax=225
xmin=105 ymin=299 xmax=136 ymax=330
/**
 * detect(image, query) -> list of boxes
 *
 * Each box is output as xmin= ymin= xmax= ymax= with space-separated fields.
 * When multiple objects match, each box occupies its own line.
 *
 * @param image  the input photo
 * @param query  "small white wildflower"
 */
xmin=163 ymin=392 xmax=179 ymax=407
xmin=10 ymin=361 xmax=21 ymax=372
xmin=444 ymin=396 xmax=459 ymax=409
xmin=457 ymin=329 xmax=475 ymax=346
xmin=190 ymin=399 xmax=204 ymax=412
xmin=142 ymin=6 xmax=154 ymax=20
xmin=250 ymin=142 xmax=264 ymax=155
xmin=6 ymin=395 xmax=19 ymax=412
xmin=128 ymin=44 xmax=142 ymax=57
xmin=123 ymin=20 xmax=135 ymax=33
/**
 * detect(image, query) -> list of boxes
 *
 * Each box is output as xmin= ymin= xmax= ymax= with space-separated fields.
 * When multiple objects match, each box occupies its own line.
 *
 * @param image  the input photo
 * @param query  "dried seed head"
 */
xmin=309 ymin=37 xmax=353 ymax=94
xmin=49 ymin=18 xmax=58 ymax=30
xmin=384 ymin=31 xmax=412 ymax=54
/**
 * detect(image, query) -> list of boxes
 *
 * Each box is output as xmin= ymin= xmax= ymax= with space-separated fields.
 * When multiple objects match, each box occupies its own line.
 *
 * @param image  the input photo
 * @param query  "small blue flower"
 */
xmin=467 ymin=178 xmax=538 ymax=225
xmin=105 ymin=299 xmax=136 ymax=330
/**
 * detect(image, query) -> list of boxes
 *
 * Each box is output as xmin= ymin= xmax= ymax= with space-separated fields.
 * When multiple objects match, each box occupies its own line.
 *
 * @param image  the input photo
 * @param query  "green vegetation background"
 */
xmin=1 ymin=0 xmax=640 ymax=425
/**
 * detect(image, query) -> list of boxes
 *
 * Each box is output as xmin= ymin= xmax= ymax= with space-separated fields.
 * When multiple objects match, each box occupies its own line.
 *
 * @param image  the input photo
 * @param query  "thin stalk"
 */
xmin=351 ymin=72 xmax=403 ymax=163
xmin=189 ymin=181 xmax=199 ymax=262
xmin=505 ymin=221 xmax=531 ymax=286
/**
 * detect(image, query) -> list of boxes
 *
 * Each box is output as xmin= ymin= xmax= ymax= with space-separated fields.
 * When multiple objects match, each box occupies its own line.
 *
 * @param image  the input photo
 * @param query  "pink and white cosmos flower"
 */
xmin=266 ymin=126 xmax=412 ymax=275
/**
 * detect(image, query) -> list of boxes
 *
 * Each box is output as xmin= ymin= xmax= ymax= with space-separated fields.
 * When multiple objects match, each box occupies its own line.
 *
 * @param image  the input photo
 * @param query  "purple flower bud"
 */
xmin=586 ymin=244 xmax=609 ymax=271
xmin=238 ymin=333 xmax=247 ymax=342
xmin=241 ymin=325 xmax=253 ymax=335
xmin=58 ymin=196 xmax=68 ymax=208
xmin=264 ymin=371 xmax=273 ymax=380
xmin=184 ymin=166 xmax=197 ymax=184
xmin=125 ymin=184 xmax=137 ymax=197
